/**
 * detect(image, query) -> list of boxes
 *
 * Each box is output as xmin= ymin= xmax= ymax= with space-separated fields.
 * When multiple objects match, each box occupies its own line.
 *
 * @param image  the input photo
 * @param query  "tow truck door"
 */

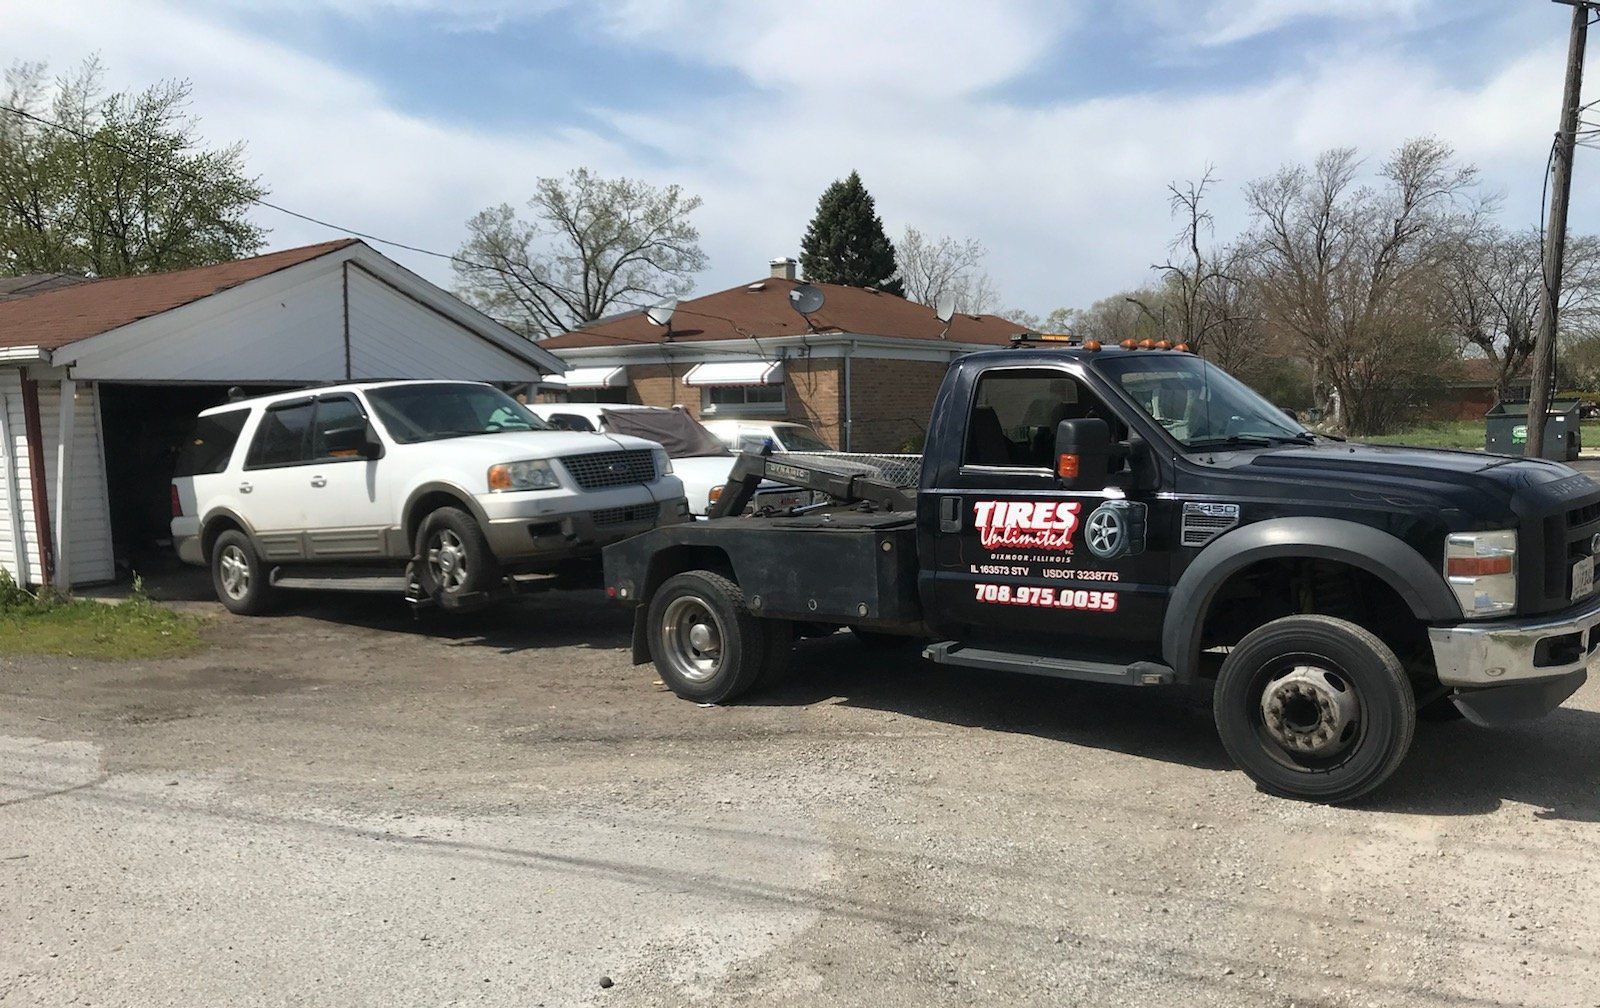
xmin=925 ymin=365 xmax=1171 ymax=656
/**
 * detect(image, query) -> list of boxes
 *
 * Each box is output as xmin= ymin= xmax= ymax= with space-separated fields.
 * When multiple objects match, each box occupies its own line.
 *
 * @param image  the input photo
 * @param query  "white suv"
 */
xmin=170 ymin=380 xmax=687 ymax=614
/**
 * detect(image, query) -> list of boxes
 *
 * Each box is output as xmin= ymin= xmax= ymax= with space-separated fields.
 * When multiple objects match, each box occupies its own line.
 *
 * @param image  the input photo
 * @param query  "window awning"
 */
xmin=682 ymin=361 xmax=785 ymax=387
xmin=561 ymin=365 xmax=628 ymax=390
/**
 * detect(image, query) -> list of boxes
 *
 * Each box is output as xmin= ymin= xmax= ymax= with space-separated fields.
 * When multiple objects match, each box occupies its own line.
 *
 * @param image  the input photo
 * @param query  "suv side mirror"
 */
xmin=1055 ymin=417 xmax=1111 ymax=489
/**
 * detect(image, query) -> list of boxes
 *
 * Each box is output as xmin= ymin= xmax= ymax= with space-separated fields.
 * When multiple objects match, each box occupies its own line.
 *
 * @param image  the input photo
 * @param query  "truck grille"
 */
xmin=593 ymin=503 xmax=656 ymax=527
xmin=559 ymin=449 xmax=656 ymax=491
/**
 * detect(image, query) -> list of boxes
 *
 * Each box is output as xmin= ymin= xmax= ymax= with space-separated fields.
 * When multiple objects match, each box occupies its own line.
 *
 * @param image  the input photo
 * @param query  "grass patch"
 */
xmin=0 ymin=571 xmax=203 ymax=661
xmin=1363 ymin=421 xmax=1600 ymax=452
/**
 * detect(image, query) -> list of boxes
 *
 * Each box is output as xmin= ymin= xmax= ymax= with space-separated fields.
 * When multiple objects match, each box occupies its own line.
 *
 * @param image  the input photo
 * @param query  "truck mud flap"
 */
xmin=1451 ymin=669 xmax=1587 ymax=727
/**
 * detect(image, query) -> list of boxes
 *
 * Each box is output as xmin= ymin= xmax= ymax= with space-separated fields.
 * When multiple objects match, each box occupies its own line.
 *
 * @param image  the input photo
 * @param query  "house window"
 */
xmin=567 ymin=387 xmax=630 ymax=404
xmin=701 ymin=383 xmax=785 ymax=416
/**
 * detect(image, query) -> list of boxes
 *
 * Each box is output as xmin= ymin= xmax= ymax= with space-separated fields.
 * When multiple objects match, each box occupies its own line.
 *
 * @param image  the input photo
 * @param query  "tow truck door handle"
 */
xmin=939 ymin=496 xmax=961 ymax=533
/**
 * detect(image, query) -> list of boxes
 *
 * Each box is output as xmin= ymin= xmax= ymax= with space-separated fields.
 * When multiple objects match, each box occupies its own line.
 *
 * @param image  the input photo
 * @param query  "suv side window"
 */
xmin=245 ymin=400 xmax=315 ymax=469
xmin=175 ymin=410 xmax=249 ymax=475
xmin=309 ymin=395 xmax=369 ymax=460
xmin=964 ymin=369 xmax=1098 ymax=469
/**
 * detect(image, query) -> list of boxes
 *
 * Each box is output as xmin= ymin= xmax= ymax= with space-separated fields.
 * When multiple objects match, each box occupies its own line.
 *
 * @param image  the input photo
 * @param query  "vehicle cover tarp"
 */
xmin=602 ymin=407 xmax=729 ymax=458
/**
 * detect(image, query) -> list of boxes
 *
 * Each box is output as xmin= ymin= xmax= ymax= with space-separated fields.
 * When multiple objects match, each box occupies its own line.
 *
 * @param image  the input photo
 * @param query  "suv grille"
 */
xmin=560 ymin=449 xmax=656 ymax=491
xmin=593 ymin=503 xmax=656 ymax=526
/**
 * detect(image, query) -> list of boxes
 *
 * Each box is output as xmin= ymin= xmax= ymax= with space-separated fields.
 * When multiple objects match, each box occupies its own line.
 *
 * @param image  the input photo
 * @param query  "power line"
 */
xmin=0 ymin=102 xmax=828 ymax=363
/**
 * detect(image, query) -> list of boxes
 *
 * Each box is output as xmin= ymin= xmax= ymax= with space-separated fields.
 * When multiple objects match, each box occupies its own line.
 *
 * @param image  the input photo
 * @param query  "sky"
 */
xmin=4 ymin=0 xmax=1596 ymax=316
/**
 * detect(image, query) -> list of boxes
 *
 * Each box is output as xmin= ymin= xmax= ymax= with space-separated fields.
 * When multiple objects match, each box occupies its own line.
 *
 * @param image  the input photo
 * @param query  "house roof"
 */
xmin=0 ymin=273 xmax=89 ymax=302
xmin=539 ymin=277 xmax=1025 ymax=351
xmin=0 ymin=239 xmax=359 ymax=350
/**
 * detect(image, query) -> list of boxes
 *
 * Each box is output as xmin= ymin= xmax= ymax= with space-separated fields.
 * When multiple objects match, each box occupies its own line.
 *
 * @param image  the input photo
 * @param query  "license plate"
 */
xmin=1573 ymin=556 xmax=1595 ymax=601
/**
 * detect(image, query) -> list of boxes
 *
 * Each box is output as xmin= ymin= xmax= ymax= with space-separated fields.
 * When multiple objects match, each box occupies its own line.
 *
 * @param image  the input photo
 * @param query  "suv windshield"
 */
xmin=364 ymin=384 xmax=551 ymax=444
xmin=1095 ymin=353 xmax=1309 ymax=449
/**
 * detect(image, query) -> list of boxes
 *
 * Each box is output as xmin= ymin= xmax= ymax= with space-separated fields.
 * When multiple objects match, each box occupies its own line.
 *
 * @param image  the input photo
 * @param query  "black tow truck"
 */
xmin=602 ymin=337 xmax=1600 ymax=803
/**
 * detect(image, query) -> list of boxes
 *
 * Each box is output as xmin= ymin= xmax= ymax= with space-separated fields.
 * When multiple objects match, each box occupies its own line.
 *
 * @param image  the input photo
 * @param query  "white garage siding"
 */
xmin=55 ymin=248 xmax=556 ymax=385
xmin=345 ymin=265 xmax=543 ymax=380
xmin=0 ymin=371 xmax=32 ymax=584
xmin=0 ymin=378 xmax=113 ymax=588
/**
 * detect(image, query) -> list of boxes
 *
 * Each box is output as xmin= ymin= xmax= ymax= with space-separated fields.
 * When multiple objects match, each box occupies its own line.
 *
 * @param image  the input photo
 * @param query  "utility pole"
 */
xmin=1528 ymin=0 xmax=1593 ymax=457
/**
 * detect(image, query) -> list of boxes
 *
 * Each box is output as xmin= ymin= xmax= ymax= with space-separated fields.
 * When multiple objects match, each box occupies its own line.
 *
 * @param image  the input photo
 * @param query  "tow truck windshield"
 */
xmin=1096 ymin=353 xmax=1309 ymax=450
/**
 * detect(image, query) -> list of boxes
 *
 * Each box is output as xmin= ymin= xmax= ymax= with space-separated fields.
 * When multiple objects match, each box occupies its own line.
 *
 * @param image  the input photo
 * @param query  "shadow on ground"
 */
xmin=85 ymin=565 xmax=1600 ymax=822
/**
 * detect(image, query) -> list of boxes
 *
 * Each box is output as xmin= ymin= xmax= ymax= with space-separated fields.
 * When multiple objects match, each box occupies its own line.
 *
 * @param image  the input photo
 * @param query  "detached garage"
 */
xmin=0 ymin=239 xmax=561 ymax=589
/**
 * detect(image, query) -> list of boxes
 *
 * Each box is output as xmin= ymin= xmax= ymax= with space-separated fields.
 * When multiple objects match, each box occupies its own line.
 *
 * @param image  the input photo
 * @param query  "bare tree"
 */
xmin=895 ymin=227 xmax=998 ymax=314
xmin=1128 ymin=168 xmax=1248 ymax=354
xmin=1243 ymin=138 xmax=1485 ymax=435
xmin=453 ymin=168 xmax=707 ymax=338
xmin=1438 ymin=228 xmax=1600 ymax=398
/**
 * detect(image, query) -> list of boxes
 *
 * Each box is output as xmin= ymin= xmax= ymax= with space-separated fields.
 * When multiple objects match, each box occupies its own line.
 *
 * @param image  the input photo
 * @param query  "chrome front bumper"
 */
xmin=1429 ymin=593 xmax=1600 ymax=687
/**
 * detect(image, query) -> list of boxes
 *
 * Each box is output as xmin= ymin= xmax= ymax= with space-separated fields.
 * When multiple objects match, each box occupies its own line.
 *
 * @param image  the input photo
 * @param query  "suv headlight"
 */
xmin=1445 ymin=530 xmax=1517 ymax=618
xmin=651 ymin=446 xmax=673 ymax=477
xmin=487 ymin=459 xmax=560 ymax=492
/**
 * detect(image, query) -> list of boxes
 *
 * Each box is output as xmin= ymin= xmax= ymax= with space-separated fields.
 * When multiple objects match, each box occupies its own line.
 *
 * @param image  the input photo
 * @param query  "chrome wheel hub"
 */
xmin=218 ymin=545 xmax=250 ymax=600
xmin=661 ymin=596 xmax=724 ymax=684
xmin=426 ymin=529 xmax=468 ymax=592
xmin=1261 ymin=664 xmax=1358 ymax=757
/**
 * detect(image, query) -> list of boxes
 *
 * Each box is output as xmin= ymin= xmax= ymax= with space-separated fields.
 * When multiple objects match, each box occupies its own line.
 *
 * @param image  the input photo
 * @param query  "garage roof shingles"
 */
xmin=0 ymin=239 xmax=359 ymax=350
xmin=539 ymin=277 xmax=1024 ymax=350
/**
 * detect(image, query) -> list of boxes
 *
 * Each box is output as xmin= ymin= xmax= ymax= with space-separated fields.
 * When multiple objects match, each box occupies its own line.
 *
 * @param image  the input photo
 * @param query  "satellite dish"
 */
xmin=789 ymin=284 xmax=825 ymax=317
xmin=645 ymin=296 xmax=677 ymax=327
xmin=935 ymin=293 xmax=957 ymax=324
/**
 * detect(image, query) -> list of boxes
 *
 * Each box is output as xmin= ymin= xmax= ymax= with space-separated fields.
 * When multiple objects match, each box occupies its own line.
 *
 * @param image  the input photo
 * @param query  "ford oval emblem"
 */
xmin=1590 ymin=532 xmax=1600 ymax=555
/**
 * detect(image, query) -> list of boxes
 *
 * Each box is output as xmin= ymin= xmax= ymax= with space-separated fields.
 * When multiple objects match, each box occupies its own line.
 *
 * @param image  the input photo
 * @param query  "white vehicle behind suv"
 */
xmin=170 ymin=381 xmax=687 ymax=613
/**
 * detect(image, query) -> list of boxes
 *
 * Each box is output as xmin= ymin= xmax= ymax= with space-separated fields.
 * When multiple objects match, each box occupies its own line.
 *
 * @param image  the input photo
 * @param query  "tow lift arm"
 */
xmin=705 ymin=452 xmax=917 ymax=518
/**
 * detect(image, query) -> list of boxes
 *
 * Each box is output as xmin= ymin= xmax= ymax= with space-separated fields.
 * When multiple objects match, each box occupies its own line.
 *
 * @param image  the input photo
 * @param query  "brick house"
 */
xmin=537 ymin=259 xmax=1023 ymax=451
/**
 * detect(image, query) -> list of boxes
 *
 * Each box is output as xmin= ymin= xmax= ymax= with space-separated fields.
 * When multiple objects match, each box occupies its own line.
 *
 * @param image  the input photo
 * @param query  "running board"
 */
xmin=922 ymin=641 xmax=1176 ymax=686
xmin=270 ymin=572 xmax=412 ymax=593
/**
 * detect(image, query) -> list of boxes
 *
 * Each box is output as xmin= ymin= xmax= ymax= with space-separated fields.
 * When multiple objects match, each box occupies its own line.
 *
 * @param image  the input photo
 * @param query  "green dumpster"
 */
xmin=1484 ymin=399 xmax=1582 ymax=461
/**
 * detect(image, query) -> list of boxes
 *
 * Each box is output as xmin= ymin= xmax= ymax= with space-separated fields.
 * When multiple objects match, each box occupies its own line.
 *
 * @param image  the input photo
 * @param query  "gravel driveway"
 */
xmin=2 ymin=586 xmax=1599 ymax=1007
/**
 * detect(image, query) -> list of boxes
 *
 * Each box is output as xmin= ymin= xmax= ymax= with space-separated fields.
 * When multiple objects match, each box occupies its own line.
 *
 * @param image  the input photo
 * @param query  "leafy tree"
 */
xmin=0 ymin=59 xmax=266 ymax=278
xmin=799 ymin=171 xmax=902 ymax=295
xmin=454 ymin=168 xmax=707 ymax=338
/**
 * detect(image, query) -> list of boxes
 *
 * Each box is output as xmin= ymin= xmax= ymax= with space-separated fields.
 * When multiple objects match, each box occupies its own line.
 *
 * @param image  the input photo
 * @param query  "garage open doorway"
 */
xmin=98 ymin=383 xmax=292 ymax=577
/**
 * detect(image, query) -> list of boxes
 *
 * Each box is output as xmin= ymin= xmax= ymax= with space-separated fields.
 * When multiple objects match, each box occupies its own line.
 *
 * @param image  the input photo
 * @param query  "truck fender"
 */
xmin=1161 ymin=517 xmax=1462 ymax=678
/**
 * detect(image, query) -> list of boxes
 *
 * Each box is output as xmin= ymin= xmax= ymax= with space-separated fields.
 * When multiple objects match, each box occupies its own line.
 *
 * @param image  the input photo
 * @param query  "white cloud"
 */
xmin=1187 ymin=0 xmax=1428 ymax=47
xmin=0 ymin=0 xmax=1581 ymax=317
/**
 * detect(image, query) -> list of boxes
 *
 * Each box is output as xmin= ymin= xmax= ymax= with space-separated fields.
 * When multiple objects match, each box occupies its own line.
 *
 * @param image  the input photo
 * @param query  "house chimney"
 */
xmin=769 ymin=257 xmax=798 ymax=281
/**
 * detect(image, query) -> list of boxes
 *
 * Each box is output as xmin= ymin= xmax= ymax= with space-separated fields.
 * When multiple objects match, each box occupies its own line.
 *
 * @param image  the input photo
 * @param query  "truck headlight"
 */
xmin=1445 ymin=530 xmax=1517 ymax=618
xmin=487 ymin=459 xmax=560 ymax=492
xmin=651 ymin=446 xmax=673 ymax=477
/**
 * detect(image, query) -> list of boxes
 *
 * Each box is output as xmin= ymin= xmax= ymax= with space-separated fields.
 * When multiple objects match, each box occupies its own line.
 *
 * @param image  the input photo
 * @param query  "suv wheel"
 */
xmin=1213 ymin=615 xmax=1415 ymax=804
xmin=648 ymin=571 xmax=784 ymax=704
xmin=210 ymin=529 xmax=276 ymax=616
xmin=414 ymin=507 xmax=500 ymax=611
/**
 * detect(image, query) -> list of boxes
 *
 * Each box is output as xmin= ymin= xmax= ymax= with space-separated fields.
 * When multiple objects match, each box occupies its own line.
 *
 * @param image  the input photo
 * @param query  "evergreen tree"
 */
xmin=799 ymin=171 xmax=902 ymax=295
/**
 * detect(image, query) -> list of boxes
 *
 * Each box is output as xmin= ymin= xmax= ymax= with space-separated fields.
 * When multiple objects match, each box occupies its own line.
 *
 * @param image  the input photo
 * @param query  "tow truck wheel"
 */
xmin=1214 ymin=615 xmax=1415 ymax=804
xmin=649 ymin=571 xmax=776 ymax=703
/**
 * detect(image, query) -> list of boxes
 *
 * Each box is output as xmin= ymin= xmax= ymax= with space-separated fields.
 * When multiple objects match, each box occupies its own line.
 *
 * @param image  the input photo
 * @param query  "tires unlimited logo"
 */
xmin=969 ymin=500 xmax=1120 ymax=612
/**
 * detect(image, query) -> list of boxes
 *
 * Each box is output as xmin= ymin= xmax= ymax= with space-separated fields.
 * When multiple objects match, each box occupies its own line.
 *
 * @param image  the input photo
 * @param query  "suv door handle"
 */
xmin=939 ymin=495 xmax=962 ymax=533
xmin=238 ymin=482 xmax=252 ymax=494
xmin=310 ymin=475 xmax=327 ymax=488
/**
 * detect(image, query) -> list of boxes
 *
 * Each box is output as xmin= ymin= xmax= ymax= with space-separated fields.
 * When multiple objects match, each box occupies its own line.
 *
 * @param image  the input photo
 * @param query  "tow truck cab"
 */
xmin=604 ymin=342 xmax=1600 ymax=803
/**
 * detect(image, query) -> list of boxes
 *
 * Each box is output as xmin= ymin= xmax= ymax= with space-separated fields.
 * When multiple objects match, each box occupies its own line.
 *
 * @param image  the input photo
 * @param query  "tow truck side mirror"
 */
xmin=1055 ymin=417 xmax=1111 ymax=489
